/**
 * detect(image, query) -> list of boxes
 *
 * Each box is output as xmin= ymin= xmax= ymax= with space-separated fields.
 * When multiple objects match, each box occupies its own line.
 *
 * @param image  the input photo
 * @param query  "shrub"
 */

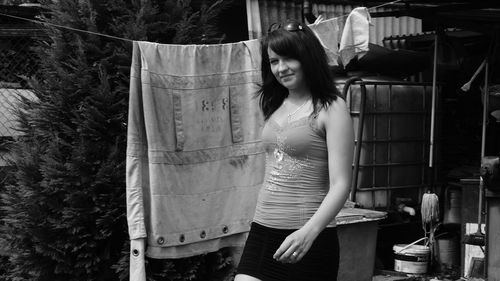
xmin=0 ymin=1 xmax=235 ymax=280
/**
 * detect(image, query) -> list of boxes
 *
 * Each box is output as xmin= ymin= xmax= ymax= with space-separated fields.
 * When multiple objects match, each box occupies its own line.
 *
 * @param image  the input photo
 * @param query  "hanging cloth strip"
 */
xmin=339 ymin=7 xmax=372 ymax=66
xmin=309 ymin=16 xmax=341 ymax=66
xmin=126 ymin=40 xmax=265 ymax=280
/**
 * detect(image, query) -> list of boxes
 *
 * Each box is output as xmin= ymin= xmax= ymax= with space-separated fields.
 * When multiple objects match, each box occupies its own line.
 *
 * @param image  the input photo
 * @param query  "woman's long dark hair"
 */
xmin=258 ymin=19 xmax=340 ymax=120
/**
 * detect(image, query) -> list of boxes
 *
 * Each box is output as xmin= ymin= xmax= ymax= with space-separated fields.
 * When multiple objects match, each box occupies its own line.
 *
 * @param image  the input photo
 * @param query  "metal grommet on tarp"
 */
xmin=130 ymin=238 xmax=146 ymax=281
xmin=157 ymin=237 xmax=165 ymax=245
xmin=179 ymin=234 xmax=185 ymax=243
xmin=222 ymin=225 xmax=229 ymax=234
xmin=200 ymin=230 xmax=206 ymax=239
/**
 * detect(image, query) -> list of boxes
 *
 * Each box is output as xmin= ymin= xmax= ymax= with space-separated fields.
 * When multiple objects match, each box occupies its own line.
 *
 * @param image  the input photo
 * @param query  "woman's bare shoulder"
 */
xmin=318 ymin=97 xmax=350 ymax=125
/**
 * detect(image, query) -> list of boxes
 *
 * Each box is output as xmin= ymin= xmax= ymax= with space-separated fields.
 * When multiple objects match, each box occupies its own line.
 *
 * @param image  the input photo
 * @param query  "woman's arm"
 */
xmin=306 ymin=97 xmax=354 ymax=233
xmin=273 ymin=98 xmax=354 ymax=263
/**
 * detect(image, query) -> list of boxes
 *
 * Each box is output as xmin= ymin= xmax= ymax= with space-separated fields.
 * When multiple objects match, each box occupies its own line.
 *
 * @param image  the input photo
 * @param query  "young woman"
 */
xmin=234 ymin=19 xmax=354 ymax=281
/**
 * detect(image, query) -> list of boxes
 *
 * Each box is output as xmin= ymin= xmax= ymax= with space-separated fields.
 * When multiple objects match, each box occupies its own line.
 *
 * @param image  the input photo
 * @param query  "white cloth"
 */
xmin=127 ymin=40 xmax=265 ymax=280
xmin=339 ymin=7 xmax=372 ymax=66
xmin=129 ymin=239 xmax=146 ymax=281
xmin=309 ymin=17 xmax=341 ymax=66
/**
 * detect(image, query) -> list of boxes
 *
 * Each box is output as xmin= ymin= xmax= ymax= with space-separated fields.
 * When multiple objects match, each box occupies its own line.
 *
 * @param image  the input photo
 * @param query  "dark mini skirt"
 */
xmin=236 ymin=222 xmax=339 ymax=281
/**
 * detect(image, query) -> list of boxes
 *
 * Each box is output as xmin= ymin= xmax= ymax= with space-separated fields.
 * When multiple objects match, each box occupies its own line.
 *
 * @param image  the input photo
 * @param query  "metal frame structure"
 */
xmin=339 ymin=78 xmax=438 ymax=210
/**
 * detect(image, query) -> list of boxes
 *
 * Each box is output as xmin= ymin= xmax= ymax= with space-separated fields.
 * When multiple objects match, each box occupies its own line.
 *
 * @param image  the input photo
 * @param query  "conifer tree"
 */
xmin=0 ymin=0 xmax=234 ymax=280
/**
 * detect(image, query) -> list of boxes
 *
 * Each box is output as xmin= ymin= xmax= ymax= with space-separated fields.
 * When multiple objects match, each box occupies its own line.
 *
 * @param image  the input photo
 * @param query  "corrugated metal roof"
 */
xmin=246 ymin=0 xmax=422 ymax=45
xmin=367 ymin=1 xmax=500 ymax=31
xmin=309 ymin=3 xmax=422 ymax=45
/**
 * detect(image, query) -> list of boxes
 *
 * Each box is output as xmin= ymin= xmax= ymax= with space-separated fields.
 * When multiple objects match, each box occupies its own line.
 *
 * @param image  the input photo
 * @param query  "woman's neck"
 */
xmin=287 ymin=89 xmax=311 ymax=104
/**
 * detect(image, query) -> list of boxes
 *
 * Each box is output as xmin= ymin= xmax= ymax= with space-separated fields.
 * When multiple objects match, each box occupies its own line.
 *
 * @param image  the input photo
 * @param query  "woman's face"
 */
xmin=267 ymin=47 xmax=306 ymax=91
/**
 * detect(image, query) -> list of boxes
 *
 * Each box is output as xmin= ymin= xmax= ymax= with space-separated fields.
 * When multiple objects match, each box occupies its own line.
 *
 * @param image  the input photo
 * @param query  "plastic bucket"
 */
xmin=393 ymin=243 xmax=430 ymax=274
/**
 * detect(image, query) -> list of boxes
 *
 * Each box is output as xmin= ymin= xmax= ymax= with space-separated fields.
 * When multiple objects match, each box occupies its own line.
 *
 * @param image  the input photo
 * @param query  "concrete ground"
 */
xmin=373 ymin=275 xmax=409 ymax=281
xmin=372 ymin=274 xmax=485 ymax=281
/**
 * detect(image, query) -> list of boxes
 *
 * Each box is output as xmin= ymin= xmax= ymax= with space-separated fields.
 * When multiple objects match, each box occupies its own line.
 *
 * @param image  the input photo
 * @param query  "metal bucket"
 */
xmin=435 ymin=236 xmax=460 ymax=270
xmin=443 ymin=186 xmax=462 ymax=224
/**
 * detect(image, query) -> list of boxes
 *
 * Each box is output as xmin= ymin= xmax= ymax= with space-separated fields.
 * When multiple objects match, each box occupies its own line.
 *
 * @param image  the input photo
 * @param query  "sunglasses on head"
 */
xmin=267 ymin=21 xmax=304 ymax=34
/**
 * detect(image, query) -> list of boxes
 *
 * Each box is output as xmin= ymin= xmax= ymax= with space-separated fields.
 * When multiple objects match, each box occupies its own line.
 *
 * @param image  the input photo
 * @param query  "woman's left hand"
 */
xmin=272 ymin=227 xmax=318 ymax=263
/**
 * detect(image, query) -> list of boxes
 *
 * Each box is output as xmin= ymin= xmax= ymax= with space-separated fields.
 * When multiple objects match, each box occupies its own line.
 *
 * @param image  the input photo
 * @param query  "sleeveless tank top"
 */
xmin=253 ymin=113 xmax=336 ymax=229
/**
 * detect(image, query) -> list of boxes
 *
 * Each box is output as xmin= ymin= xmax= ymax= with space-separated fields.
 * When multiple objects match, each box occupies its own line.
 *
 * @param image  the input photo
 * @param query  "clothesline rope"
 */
xmin=368 ymin=0 xmax=405 ymax=11
xmin=0 ymin=0 xmax=405 ymax=42
xmin=0 ymin=11 xmax=134 ymax=42
xmin=325 ymin=0 xmax=405 ymax=21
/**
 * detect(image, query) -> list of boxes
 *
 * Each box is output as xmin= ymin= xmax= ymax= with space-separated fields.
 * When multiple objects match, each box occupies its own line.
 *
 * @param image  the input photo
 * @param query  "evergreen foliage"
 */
xmin=0 ymin=0 xmax=235 ymax=280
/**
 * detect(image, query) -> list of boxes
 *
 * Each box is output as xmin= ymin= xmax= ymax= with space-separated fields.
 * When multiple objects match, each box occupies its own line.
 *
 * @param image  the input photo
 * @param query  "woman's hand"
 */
xmin=272 ymin=227 xmax=319 ymax=263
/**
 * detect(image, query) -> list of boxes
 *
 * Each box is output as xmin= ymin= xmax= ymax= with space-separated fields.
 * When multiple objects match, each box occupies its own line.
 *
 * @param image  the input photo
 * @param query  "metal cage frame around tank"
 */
xmin=339 ymin=77 xmax=440 ymax=210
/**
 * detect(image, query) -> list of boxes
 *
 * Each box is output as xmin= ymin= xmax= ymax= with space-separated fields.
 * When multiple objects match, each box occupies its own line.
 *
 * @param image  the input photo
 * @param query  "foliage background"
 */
xmin=0 ymin=0 xmax=236 ymax=280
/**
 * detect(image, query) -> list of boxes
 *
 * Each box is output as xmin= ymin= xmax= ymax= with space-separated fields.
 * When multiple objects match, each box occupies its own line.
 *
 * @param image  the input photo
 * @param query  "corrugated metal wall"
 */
xmin=246 ymin=0 xmax=422 ymax=46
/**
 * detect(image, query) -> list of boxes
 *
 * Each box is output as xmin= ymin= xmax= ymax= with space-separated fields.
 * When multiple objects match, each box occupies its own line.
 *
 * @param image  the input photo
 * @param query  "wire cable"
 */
xmin=0 ymin=0 xmax=406 ymax=42
xmin=0 ymin=11 xmax=134 ymax=42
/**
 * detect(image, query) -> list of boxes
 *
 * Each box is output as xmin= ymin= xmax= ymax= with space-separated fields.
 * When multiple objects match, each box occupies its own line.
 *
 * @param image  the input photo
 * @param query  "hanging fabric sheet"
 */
xmin=127 ymin=40 xmax=265 ymax=280
xmin=339 ymin=7 xmax=372 ymax=66
xmin=309 ymin=17 xmax=341 ymax=66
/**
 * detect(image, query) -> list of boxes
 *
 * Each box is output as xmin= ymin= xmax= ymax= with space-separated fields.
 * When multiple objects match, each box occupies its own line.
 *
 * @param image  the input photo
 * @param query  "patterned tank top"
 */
xmin=253 ymin=113 xmax=336 ymax=229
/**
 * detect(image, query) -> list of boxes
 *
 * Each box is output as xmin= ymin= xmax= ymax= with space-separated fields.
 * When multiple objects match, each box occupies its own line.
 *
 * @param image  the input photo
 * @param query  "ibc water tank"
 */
xmin=336 ymin=77 xmax=440 ymax=210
